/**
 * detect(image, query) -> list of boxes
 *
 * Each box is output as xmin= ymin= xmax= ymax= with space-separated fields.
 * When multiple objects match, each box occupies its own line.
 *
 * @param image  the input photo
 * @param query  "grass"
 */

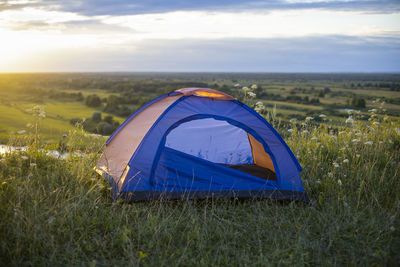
xmin=1 ymin=111 xmax=399 ymax=266
xmin=0 ymin=100 xmax=124 ymax=144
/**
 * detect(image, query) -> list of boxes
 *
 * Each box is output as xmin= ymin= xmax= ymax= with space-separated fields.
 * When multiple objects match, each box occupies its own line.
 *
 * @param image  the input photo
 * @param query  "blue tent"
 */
xmin=96 ymin=88 xmax=308 ymax=202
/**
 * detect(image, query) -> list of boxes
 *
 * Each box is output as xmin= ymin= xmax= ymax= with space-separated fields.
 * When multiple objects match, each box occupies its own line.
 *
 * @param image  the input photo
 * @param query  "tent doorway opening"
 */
xmin=164 ymin=118 xmax=277 ymax=181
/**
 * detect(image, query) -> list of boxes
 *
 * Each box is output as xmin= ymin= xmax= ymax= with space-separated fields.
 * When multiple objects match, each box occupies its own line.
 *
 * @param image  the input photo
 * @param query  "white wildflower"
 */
xmin=242 ymin=86 xmax=249 ymax=91
xmin=256 ymin=101 xmax=263 ymax=106
xmin=333 ymin=162 xmax=339 ymax=168
xmin=338 ymin=179 xmax=342 ymax=186
xmin=17 ymin=130 xmax=26 ymax=134
xmin=373 ymin=121 xmax=380 ymax=126
xmin=338 ymin=131 xmax=346 ymax=135
xmin=368 ymin=109 xmax=377 ymax=113
xmin=251 ymin=84 xmax=258 ymax=90
xmin=311 ymin=137 xmax=318 ymax=140
xmin=345 ymin=117 xmax=355 ymax=124
xmin=319 ymin=114 xmax=327 ymax=118
xmin=30 ymin=163 xmax=37 ymax=167
xmin=355 ymin=132 xmax=363 ymax=136
xmin=301 ymin=122 xmax=307 ymax=126
xmin=343 ymin=159 xmax=349 ymax=163
xmin=328 ymin=172 xmax=333 ymax=177
xmin=289 ymin=118 xmax=297 ymax=123
xmin=302 ymin=129 xmax=309 ymax=134
xmin=352 ymin=139 xmax=360 ymax=143
xmin=21 ymin=156 xmax=28 ymax=160
xmin=288 ymin=129 xmax=294 ymax=133
xmin=364 ymin=141 xmax=373 ymax=145
xmin=330 ymin=135 xmax=337 ymax=139
xmin=305 ymin=116 xmax=314 ymax=121
xmin=234 ymin=83 xmax=240 ymax=87
xmin=247 ymin=91 xmax=256 ymax=98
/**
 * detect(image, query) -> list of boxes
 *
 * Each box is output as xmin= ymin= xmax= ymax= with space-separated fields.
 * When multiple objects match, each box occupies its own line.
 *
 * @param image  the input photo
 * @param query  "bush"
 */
xmin=85 ymin=94 xmax=102 ymax=107
xmin=92 ymin=112 xmax=102 ymax=122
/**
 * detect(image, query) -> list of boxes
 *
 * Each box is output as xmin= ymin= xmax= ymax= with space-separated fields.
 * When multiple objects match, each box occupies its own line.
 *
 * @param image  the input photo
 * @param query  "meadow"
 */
xmin=0 ymin=73 xmax=399 ymax=265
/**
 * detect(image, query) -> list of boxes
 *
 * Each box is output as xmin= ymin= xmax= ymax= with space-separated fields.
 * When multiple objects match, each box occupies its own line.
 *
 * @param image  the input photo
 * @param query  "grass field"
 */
xmin=0 ymin=73 xmax=399 ymax=265
xmin=0 ymin=113 xmax=399 ymax=265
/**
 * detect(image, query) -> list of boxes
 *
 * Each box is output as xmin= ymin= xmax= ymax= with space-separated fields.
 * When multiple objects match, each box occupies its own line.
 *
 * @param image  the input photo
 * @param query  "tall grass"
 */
xmin=0 ymin=111 xmax=399 ymax=265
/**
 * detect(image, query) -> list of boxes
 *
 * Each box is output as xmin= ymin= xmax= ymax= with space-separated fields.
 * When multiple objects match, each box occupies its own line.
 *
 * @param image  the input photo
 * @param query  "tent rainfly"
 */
xmin=96 ymin=88 xmax=309 ymax=202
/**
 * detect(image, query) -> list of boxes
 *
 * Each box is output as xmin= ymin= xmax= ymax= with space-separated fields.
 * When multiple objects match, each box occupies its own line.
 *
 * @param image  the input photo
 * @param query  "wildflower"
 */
xmin=302 ymin=129 xmax=309 ymax=134
xmin=319 ymin=114 xmax=327 ymax=118
xmin=62 ymin=134 xmax=67 ymax=138
xmin=305 ymin=116 xmax=314 ymax=121
xmin=311 ymin=137 xmax=318 ymax=140
xmin=328 ymin=172 xmax=333 ymax=178
xmin=355 ymin=132 xmax=363 ymax=136
xmin=247 ymin=91 xmax=256 ymax=98
xmin=330 ymin=135 xmax=337 ymax=139
xmin=21 ymin=156 xmax=28 ymax=160
xmin=251 ymin=84 xmax=258 ymax=90
xmin=17 ymin=130 xmax=26 ymax=134
xmin=95 ymin=206 xmax=99 ymax=209
xmin=39 ymin=111 xmax=46 ymax=117
xmin=30 ymin=163 xmax=37 ymax=167
xmin=139 ymin=251 xmax=148 ymax=258
xmin=338 ymin=131 xmax=346 ymax=135
xmin=242 ymin=86 xmax=249 ymax=91
xmin=394 ymin=128 xmax=400 ymax=135
xmin=343 ymin=201 xmax=348 ymax=207
xmin=110 ymin=231 xmax=114 ymax=235
xmin=368 ymin=109 xmax=377 ymax=113
xmin=390 ymin=226 xmax=396 ymax=231
xmin=343 ymin=159 xmax=349 ymax=163
xmin=345 ymin=117 xmax=354 ymax=124
xmin=289 ymin=118 xmax=297 ymax=123
xmin=315 ymin=179 xmax=321 ymax=184
xmin=255 ymin=101 xmax=263 ymax=106
xmin=234 ymin=83 xmax=240 ymax=87
xmin=373 ymin=121 xmax=380 ymax=126
xmin=364 ymin=141 xmax=373 ymax=145
xmin=338 ymin=179 xmax=342 ymax=186
xmin=288 ymin=129 xmax=294 ymax=133
xmin=352 ymin=139 xmax=360 ymax=143
xmin=333 ymin=162 xmax=339 ymax=168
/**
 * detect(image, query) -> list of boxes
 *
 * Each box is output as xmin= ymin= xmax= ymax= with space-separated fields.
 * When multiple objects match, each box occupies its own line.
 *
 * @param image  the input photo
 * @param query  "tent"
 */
xmin=96 ymin=88 xmax=308 ymax=202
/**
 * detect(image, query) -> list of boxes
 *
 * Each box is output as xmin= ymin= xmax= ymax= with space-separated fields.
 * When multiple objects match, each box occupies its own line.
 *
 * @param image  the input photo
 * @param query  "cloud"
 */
xmin=7 ymin=19 xmax=137 ymax=34
xmin=12 ymin=35 xmax=400 ymax=72
xmin=1 ymin=0 xmax=399 ymax=15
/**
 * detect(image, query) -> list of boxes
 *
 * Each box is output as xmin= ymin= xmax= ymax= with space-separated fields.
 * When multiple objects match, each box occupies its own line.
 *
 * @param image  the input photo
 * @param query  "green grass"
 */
xmin=0 ymin=114 xmax=399 ymax=266
xmin=0 ymin=100 xmax=124 ymax=144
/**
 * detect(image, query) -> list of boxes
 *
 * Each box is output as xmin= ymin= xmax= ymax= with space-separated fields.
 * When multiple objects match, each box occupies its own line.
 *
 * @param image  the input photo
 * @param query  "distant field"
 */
xmin=0 ymin=73 xmax=399 ymax=144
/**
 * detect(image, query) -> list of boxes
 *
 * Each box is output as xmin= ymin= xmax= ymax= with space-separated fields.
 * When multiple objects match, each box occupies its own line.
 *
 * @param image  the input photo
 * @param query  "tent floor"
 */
xmin=220 ymin=164 xmax=277 ymax=181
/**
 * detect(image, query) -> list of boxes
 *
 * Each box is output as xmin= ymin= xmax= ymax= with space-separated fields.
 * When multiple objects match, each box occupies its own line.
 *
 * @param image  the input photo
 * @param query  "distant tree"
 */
xmin=350 ymin=97 xmax=366 ymax=108
xmin=104 ymin=115 xmax=113 ymax=124
xmin=85 ymin=94 xmax=101 ymax=107
xmin=92 ymin=112 xmax=102 ymax=122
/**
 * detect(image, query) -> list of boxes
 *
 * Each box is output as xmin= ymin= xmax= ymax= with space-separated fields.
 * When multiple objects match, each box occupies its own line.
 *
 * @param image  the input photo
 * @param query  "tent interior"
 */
xmin=164 ymin=118 xmax=277 ymax=181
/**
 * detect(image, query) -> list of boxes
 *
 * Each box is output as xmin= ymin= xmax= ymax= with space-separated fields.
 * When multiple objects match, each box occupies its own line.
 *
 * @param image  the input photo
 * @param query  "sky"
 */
xmin=0 ymin=0 xmax=399 ymax=72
